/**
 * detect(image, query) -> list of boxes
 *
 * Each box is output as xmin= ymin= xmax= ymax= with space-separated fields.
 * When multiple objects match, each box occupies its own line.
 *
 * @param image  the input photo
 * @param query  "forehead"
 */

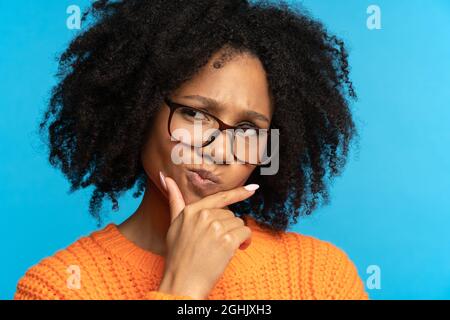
xmin=173 ymin=51 xmax=273 ymax=119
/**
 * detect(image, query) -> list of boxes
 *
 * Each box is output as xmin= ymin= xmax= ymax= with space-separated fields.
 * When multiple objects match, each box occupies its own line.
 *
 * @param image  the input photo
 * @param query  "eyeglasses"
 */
xmin=164 ymin=96 xmax=276 ymax=165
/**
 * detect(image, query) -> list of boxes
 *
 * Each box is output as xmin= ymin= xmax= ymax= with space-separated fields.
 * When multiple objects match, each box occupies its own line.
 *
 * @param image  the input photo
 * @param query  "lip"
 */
xmin=186 ymin=168 xmax=222 ymax=184
xmin=185 ymin=167 xmax=222 ymax=195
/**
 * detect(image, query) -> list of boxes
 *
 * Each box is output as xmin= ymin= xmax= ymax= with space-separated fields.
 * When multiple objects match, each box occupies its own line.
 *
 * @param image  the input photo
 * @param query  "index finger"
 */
xmin=189 ymin=184 xmax=259 ymax=211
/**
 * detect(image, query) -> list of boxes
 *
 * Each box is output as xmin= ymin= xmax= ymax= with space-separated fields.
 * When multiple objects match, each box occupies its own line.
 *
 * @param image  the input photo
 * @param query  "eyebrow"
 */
xmin=181 ymin=94 xmax=270 ymax=123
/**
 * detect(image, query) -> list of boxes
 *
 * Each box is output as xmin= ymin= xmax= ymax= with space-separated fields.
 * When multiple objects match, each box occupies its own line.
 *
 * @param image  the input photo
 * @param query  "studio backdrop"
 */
xmin=1 ymin=0 xmax=449 ymax=300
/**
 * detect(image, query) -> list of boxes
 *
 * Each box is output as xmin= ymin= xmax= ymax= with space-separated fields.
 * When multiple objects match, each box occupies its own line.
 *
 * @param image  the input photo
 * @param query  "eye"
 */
xmin=180 ymin=107 xmax=210 ymax=121
xmin=238 ymin=122 xmax=259 ymax=130
xmin=243 ymin=128 xmax=258 ymax=136
xmin=236 ymin=124 xmax=260 ymax=136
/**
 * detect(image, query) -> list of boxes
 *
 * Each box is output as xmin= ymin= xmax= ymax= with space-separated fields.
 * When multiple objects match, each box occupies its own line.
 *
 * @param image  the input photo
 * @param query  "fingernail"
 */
xmin=159 ymin=171 xmax=168 ymax=191
xmin=244 ymin=184 xmax=259 ymax=191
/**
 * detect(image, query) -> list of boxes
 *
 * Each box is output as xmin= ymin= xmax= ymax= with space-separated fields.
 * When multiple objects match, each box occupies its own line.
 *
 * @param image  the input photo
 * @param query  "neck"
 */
xmin=118 ymin=176 xmax=171 ymax=257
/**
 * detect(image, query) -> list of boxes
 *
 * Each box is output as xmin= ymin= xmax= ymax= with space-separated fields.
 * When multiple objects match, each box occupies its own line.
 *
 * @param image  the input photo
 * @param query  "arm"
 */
xmin=292 ymin=233 xmax=369 ymax=300
xmin=320 ymin=241 xmax=369 ymax=300
xmin=14 ymin=259 xmax=197 ymax=300
xmin=14 ymin=263 xmax=81 ymax=300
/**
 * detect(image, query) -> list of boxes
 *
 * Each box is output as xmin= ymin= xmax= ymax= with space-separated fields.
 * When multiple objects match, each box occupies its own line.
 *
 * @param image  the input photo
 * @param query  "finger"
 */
xmin=239 ymin=237 xmax=252 ymax=250
xmin=206 ymin=209 xmax=236 ymax=220
xmin=190 ymin=184 xmax=259 ymax=211
xmin=226 ymin=226 xmax=252 ymax=251
xmin=164 ymin=176 xmax=186 ymax=223
xmin=216 ymin=216 xmax=246 ymax=231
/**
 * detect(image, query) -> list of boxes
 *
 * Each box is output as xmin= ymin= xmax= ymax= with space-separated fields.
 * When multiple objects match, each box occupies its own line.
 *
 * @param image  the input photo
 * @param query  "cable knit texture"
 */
xmin=14 ymin=215 xmax=369 ymax=300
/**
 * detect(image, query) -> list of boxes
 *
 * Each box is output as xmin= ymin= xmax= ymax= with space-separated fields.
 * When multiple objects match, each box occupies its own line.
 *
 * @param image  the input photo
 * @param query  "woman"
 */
xmin=15 ymin=0 xmax=368 ymax=299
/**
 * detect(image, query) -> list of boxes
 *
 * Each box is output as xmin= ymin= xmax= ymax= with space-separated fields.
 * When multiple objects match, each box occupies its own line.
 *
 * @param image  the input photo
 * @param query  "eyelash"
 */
xmin=194 ymin=106 xmax=260 ymax=129
xmin=238 ymin=121 xmax=260 ymax=129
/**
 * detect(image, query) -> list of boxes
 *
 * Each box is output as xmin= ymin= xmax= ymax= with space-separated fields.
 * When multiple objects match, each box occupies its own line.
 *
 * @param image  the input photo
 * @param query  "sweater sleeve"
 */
xmin=14 ymin=265 xmax=196 ymax=300
xmin=14 ymin=263 xmax=82 ymax=300
xmin=14 ymin=256 xmax=198 ymax=300
xmin=320 ymin=240 xmax=370 ymax=300
xmin=292 ymin=233 xmax=369 ymax=300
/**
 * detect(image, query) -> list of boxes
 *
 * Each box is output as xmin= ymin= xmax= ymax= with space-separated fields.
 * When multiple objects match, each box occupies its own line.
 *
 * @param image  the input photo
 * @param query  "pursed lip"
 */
xmin=186 ymin=167 xmax=222 ymax=184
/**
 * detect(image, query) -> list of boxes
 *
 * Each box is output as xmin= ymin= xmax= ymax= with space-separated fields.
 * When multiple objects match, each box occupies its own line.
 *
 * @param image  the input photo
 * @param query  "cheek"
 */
xmin=226 ymin=164 xmax=256 ymax=186
xmin=141 ymin=110 xmax=173 ymax=177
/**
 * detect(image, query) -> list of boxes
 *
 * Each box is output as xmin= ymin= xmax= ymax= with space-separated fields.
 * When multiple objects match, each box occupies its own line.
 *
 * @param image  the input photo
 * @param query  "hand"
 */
xmin=157 ymin=172 xmax=259 ymax=300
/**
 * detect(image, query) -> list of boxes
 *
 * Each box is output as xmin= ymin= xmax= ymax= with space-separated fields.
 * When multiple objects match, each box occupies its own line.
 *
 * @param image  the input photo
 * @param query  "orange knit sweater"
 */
xmin=14 ymin=215 xmax=369 ymax=300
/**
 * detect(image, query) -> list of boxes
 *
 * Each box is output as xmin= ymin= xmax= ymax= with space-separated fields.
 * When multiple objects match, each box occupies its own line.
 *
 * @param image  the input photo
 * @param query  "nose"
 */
xmin=198 ymin=130 xmax=235 ymax=165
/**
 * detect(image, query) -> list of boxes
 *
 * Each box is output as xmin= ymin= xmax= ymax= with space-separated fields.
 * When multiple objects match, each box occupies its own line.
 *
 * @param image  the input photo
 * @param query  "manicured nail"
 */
xmin=159 ymin=171 xmax=168 ymax=191
xmin=244 ymin=184 xmax=259 ymax=191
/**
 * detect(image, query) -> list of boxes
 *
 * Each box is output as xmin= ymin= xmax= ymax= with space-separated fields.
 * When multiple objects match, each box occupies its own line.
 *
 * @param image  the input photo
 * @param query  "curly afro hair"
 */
xmin=39 ymin=0 xmax=359 ymax=233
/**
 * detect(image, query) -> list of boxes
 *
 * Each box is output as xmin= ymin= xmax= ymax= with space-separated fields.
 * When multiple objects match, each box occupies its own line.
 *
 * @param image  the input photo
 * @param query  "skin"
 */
xmin=118 ymin=48 xmax=273 ymax=299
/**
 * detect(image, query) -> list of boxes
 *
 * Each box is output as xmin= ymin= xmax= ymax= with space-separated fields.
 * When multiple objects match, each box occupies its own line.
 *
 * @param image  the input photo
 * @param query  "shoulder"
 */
xmin=283 ymin=231 xmax=369 ymax=300
xmin=284 ymin=231 xmax=353 ymax=261
xmin=14 ymin=231 xmax=102 ymax=300
xmin=245 ymin=216 xmax=358 ymax=265
xmin=243 ymin=219 xmax=369 ymax=299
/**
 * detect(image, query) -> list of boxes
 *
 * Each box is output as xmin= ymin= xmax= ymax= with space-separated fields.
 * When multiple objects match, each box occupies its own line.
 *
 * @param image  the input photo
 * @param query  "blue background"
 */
xmin=1 ymin=0 xmax=449 ymax=300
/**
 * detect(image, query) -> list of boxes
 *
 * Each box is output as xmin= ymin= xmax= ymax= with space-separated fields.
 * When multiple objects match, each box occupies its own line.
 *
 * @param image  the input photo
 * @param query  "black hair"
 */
xmin=40 ymin=0 xmax=359 ymax=233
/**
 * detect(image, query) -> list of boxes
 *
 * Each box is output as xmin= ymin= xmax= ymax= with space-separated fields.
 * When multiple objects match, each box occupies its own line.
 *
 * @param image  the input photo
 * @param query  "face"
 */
xmin=141 ymin=48 xmax=273 ymax=205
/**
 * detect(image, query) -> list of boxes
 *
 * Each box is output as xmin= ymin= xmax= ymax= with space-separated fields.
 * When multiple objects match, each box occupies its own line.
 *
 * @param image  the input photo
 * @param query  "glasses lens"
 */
xmin=170 ymin=106 xmax=220 ymax=147
xmin=233 ymin=128 xmax=270 ymax=165
xmin=170 ymin=105 xmax=273 ymax=165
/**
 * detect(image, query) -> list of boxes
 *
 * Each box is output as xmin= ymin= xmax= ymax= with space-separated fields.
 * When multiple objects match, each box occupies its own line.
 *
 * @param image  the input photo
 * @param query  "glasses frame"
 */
xmin=163 ymin=96 xmax=273 ymax=166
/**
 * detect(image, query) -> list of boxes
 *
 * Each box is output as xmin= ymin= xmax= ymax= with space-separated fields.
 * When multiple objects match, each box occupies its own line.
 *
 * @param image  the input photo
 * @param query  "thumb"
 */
xmin=163 ymin=175 xmax=186 ymax=223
